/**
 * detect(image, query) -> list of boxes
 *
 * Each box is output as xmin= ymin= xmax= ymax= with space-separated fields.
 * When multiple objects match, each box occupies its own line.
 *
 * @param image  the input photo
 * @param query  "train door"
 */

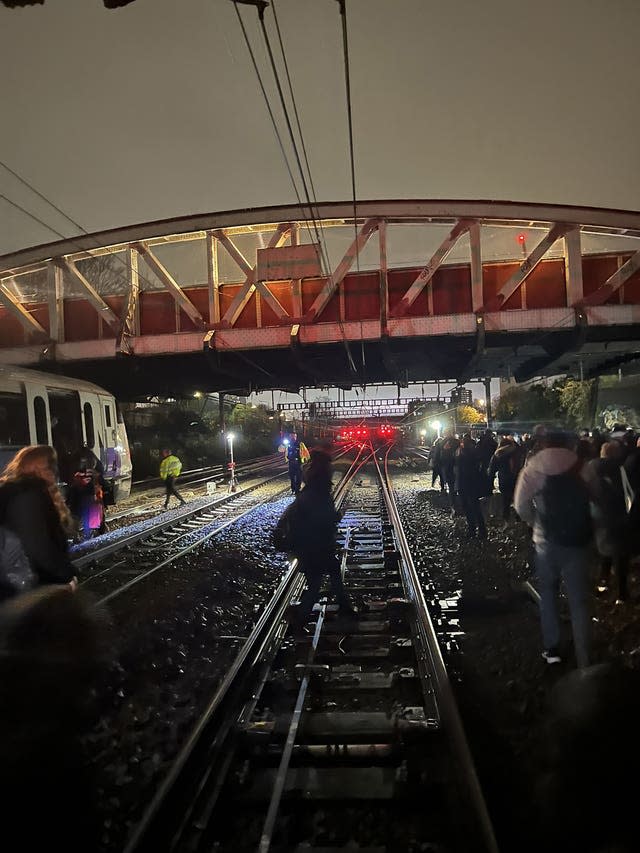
xmin=99 ymin=394 xmax=118 ymax=477
xmin=24 ymin=383 xmax=52 ymax=446
xmin=79 ymin=392 xmax=103 ymax=460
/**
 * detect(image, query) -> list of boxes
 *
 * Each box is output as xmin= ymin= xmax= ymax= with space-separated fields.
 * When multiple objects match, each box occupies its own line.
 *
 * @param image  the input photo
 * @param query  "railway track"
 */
xmin=107 ymin=453 xmax=285 ymax=523
xmin=76 ymin=469 xmax=292 ymax=604
xmin=124 ymin=445 xmax=497 ymax=853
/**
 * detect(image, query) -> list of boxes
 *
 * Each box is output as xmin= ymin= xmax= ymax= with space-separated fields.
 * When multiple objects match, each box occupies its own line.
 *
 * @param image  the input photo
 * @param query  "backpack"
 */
xmin=0 ymin=525 xmax=37 ymax=601
xmin=272 ymin=501 xmax=300 ymax=553
xmin=537 ymin=468 xmax=592 ymax=547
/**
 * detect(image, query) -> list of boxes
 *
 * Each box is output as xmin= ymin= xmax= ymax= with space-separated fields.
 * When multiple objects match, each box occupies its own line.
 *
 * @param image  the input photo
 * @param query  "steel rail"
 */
xmin=376 ymin=446 xmax=499 ymax=853
xmin=73 ymin=469 xmax=288 ymax=571
xmin=123 ymin=450 xmax=365 ymax=853
xmin=130 ymin=453 xmax=281 ymax=491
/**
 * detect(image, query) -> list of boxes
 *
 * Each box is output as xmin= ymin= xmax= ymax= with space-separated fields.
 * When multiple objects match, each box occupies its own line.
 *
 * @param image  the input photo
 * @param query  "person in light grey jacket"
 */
xmin=514 ymin=432 xmax=593 ymax=668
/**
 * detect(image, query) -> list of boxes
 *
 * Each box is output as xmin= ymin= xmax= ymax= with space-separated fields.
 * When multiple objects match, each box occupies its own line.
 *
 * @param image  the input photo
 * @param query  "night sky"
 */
xmin=1 ymin=0 xmax=639 ymax=256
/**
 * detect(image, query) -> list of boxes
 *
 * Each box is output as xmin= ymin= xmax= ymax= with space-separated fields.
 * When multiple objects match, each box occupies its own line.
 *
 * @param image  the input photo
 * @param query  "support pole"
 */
xmin=484 ymin=377 xmax=492 ymax=429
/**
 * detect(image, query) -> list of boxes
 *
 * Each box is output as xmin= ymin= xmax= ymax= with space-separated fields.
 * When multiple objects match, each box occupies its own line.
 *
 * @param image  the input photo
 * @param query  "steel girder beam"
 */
xmin=305 ymin=218 xmax=379 ymax=322
xmin=134 ymin=242 xmax=205 ymax=328
xmin=206 ymin=231 xmax=221 ymax=324
xmin=469 ymin=222 xmax=483 ymax=313
xmin=379 ymin=219 xmax=389 ymax=331
xmin=61 ymin=259 xmax=120 ymax=331
xmin=563 ymin=228 xmax=584 ymax=305
xmin=392 ymin=219 xmax=473 ymax=317
xmin=47 ymin=261 xmax=65 ymax=343
xmin=214 ymin=224 xmax=292 ymax=327
xmin=481 ymin=223 xmax=572 ymax=313
xmin=0 ymin=278 xmax=47 ymax=339
xmin=579 ymin=249 xmax=640 ymax=307
xmin=117 ymin=246 xmax=141 ymax=355
xmin=5 ymin=200 xmax=640 ymax=274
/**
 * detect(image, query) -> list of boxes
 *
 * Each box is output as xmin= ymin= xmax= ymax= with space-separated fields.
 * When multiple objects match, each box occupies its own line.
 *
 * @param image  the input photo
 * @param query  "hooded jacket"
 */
xmin=489 ymin=442 xmax=523 ymax=489
xmin=514 ymin=447 xmax=582 ymax=546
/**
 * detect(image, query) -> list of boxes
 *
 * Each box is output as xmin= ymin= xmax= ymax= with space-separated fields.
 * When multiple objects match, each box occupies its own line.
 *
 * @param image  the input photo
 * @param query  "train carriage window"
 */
xmin=34 ymin=396 xmax=48 ymax=444
xmin=104 ymin=405 xmax=112 ymax=428
xmin=0 ymin=393 xmax=29 ymax=446
xmin=83 ymin=402 xmax=95 ymax=449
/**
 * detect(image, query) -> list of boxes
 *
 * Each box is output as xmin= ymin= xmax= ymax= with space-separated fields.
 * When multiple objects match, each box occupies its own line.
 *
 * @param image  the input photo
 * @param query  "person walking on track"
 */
xmin=160 ymin=449 xmax=186 ymax=510
xmin=514 ymin=431 xmax=593 ymax=668
xmin=285 ymin=432 xmax=310 ymax=495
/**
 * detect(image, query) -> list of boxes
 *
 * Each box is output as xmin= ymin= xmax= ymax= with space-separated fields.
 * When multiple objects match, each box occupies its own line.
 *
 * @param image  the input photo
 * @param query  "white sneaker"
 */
xmin=542 ymin=648 xmax=562 ymax=664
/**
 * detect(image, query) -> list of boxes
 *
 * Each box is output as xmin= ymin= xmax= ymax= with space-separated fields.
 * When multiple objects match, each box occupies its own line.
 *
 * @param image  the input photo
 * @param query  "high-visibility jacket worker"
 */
xmin=160 ymin=449 xmax=186 ymax=510
xmin=285 ymin=433 xmax=310 ymax=495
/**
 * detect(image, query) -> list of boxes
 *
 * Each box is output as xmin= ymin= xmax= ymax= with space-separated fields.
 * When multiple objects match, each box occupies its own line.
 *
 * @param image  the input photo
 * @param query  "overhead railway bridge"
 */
xmin=1 ymin=199 xmax=639 ymax=397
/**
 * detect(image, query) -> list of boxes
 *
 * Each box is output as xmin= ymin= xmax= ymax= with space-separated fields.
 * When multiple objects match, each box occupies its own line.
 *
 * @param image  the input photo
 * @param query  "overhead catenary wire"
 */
xmin=232 ymin=1 xmax=320 ymax=258
xmin=238 ymin=0 xmax=357 ymax=377
xmin=0 ymin=170 xmax=166 ymax=300
xmin=255 ymin=3 xmax=331 ymax=280
xmin=336 ymin=0 xmax=359 ymax=271
xmin=270 ymin=0 xmax=333 ymax=274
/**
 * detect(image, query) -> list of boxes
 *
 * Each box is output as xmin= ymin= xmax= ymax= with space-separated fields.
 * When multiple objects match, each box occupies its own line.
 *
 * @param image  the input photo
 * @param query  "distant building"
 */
xmin=450 ymin=386 xmax=472 ymax=406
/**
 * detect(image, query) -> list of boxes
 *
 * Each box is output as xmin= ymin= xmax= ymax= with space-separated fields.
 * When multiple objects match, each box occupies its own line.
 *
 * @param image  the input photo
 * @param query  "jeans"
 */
xmin=296 ymin=553 xmax=351 ymax=625
xmin=536 ymin=541 xmax=591 ymax=668
xmin=288 ymin=461 xmax=303 ymax=494
xmin=460 ymin=493 xmax=486 ymax=538
xmin=164 ymin=476 xmax=184 ymax=506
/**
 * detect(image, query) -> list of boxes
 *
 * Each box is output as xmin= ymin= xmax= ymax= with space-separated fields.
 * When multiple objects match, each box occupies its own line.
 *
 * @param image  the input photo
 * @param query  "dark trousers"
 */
xmin=296 ymin=553 xmax=351 ymax=625
xmin=288 ymin=461 xmax=303 ymax=494
xmin=164 ymin=476 xmax=184 ymax=506
xmin=600 ymin=554 xmax=629 ymax=600
xmin=431 ymin=466 xmax=444 ymax=490
xmin=460 ymin=493 xmax=486 ymax=538
xmin=500 ymin=482 xmax=516 ymax=520
xmin=443 ymin=464 xmax=456 ymax=503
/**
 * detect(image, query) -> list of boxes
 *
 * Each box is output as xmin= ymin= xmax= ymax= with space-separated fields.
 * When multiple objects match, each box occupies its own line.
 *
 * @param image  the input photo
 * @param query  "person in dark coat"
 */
xmin=429 ymin=436 xmax=445 ymax=490
xmin=0 ymin=586 xmax=108 ymax=851
xmin=283 ymin=450 xmax=355 ymax=628
xmin=440 ymin=432 xmax=460 ymax=505
xmin=477 ymin=430 xmax=498 ymax=471
xmin=0 ymin=445 xmax=76 ymax=595
xmin=488 ymin=436 xmax=523 ymax=521
xmin=455 ymin=434 xmax=487 ymax=539
xmin=67 ymin=447 xmax=106 ymax=541
xmin=585 ymin=442 xmax=631 ymax=602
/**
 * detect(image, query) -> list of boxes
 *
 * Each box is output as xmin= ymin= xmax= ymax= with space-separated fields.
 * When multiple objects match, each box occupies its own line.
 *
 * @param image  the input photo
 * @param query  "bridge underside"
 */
xmin=5 ymin=318 xmax=635 ymax=399
xmin=1 ymin=200 xmax=639 ymax=397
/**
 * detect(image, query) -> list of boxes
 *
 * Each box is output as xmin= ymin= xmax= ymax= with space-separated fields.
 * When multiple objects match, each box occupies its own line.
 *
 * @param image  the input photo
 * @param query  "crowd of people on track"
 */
xmin=429 ymin=423 xmax=640 ymax=667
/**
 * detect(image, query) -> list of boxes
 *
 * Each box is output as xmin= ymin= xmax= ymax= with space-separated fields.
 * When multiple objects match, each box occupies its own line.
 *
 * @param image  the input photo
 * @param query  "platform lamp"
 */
xmin=227 ymin=433 xmax=237 ymax=493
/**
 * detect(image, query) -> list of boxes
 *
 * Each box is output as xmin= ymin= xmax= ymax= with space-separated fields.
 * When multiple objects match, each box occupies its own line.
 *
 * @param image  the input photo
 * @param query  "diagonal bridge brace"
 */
xmin=213 ymin=224 xmax=293 ymax=327
xmin=480 ymin=222 xmax=572 ymax=313
xmin=392 ymin=219 xmax=474 ymax=317
xmin=0 ymin=278 xmax=47 ymax=339
xmin=304 ymin=218 xmax=379 ymax=322
xmin=134 ymin=242 xmax=205 ymax=328
xmin=576 ymin=248 xmax=640 ymax=308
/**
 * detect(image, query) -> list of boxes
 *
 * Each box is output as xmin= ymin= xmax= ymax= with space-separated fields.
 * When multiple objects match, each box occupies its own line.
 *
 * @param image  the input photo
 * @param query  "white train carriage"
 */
xmin=0 ymin=365 xmax=132 ymax=503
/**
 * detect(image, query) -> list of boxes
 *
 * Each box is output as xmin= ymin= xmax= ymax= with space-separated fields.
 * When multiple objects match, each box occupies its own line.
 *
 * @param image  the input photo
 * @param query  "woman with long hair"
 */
xmin=0 ymin=445 xmax=76 ymax=592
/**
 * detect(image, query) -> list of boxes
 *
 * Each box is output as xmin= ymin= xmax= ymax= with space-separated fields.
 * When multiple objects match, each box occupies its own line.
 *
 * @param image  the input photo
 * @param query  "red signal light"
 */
xmin=517 ymin=233 xmax=526 ymax=244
